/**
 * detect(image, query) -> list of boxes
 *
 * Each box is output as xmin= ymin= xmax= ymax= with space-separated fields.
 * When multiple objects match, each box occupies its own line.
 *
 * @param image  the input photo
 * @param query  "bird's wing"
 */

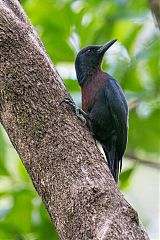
xmin=105 ymin=76 xmax=128 ymax=167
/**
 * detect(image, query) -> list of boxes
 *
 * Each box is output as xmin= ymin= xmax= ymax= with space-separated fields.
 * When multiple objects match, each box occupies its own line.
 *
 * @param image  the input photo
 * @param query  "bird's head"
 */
xmin=75 ymin=39 xmax=117 ymax=86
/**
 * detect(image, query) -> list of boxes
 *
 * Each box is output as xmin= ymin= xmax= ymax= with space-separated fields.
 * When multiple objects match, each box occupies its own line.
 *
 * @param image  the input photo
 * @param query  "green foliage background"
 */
xmin=0 ymin=0 xmax=159 ymax=239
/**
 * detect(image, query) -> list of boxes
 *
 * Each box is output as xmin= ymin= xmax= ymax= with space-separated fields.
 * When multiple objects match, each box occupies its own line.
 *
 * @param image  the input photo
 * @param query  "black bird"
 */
xmin=65 ymin=39 xmax=128 ymax=182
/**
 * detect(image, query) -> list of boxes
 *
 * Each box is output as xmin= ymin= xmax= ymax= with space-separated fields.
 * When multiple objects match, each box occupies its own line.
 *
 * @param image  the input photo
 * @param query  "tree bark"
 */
xmin=0 ymin=1 xmax=149 ymax=239
xmin=149 ymin=0 xmax=160 ymax=29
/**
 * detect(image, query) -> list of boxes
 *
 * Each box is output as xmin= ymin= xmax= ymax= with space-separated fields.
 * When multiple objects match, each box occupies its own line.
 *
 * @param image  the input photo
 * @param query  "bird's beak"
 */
xmin=97 ymin=39 xmax=117 ymax=54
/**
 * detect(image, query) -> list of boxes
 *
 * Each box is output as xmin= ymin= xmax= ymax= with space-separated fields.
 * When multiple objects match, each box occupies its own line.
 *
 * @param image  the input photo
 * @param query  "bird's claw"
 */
xmin=75 ymin=108 xmax=87 ymax=125
xmin=60 ymin=97 xmax=76 ymax=109
xmin=60 ymin=97 xmax=87 ymax=125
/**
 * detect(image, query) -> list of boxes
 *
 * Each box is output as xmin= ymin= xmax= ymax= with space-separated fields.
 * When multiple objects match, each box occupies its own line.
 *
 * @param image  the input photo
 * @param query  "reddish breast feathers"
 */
xmin=81 ymin=72 xmax=106 ymax=113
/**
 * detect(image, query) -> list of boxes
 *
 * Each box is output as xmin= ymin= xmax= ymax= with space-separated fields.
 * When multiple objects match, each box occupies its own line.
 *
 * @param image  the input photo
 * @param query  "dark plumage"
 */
xmin=75 ymin=39 xmax=128 ymax=182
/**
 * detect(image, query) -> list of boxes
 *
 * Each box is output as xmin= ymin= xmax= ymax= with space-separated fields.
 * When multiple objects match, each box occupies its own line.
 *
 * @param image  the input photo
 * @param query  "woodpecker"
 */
xmin=64 ymin=39 xmax=128 ymax=182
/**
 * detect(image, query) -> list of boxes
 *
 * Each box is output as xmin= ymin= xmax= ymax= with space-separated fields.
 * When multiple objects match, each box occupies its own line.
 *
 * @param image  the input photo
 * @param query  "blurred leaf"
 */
xmin=119 ymin=167 xmax=135 ymax=189
xmin=0 ymin=124 xmax=9 ymax=175
xmin=64 ymin=79 xmax=80 ymax=92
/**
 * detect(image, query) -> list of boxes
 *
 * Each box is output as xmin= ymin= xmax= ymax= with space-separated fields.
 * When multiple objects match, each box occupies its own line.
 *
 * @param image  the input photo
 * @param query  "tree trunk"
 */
xmin=149 ymin=0 xmax=160 ymax=29
xmin=0 ymin=1 xmax=149 ymax=239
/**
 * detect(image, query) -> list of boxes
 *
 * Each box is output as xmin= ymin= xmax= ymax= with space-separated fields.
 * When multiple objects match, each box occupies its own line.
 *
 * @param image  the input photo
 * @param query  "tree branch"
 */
xmin=128 ymin=99 xmax=139 ymax=111
xmin=0 ymin=0 xmax=149 ymax=239
xmin=125 ymin=154 xmax=160 ymax=170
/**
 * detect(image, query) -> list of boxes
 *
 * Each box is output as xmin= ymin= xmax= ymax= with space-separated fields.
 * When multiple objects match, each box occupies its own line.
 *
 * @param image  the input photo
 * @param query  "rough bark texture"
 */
xmin=0 ymin=1 xmax=150 ymax=239
xmin=149 ymin=0 xmax=160 ymax=29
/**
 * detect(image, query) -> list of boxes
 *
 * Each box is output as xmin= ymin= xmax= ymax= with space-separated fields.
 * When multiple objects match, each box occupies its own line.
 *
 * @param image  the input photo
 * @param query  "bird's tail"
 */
xmin=102 ymin=143 xmax=120 ymax=183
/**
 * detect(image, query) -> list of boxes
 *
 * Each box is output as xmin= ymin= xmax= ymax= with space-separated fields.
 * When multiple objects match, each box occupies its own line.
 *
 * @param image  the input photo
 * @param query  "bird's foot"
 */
xmin=60 ymin=97 xmax=87 ymax=125
xmin=75 ymin=108 xmax=86 ymax=125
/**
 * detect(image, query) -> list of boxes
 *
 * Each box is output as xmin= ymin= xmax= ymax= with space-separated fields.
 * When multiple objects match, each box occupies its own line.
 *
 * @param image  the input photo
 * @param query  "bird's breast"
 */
xmin=81 ymin=73 xmax=106 ymax=113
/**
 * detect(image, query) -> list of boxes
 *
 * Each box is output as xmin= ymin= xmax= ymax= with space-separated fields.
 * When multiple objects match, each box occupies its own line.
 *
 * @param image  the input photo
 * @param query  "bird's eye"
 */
xmin=86 ymin=49 xmax=91 ymax=54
